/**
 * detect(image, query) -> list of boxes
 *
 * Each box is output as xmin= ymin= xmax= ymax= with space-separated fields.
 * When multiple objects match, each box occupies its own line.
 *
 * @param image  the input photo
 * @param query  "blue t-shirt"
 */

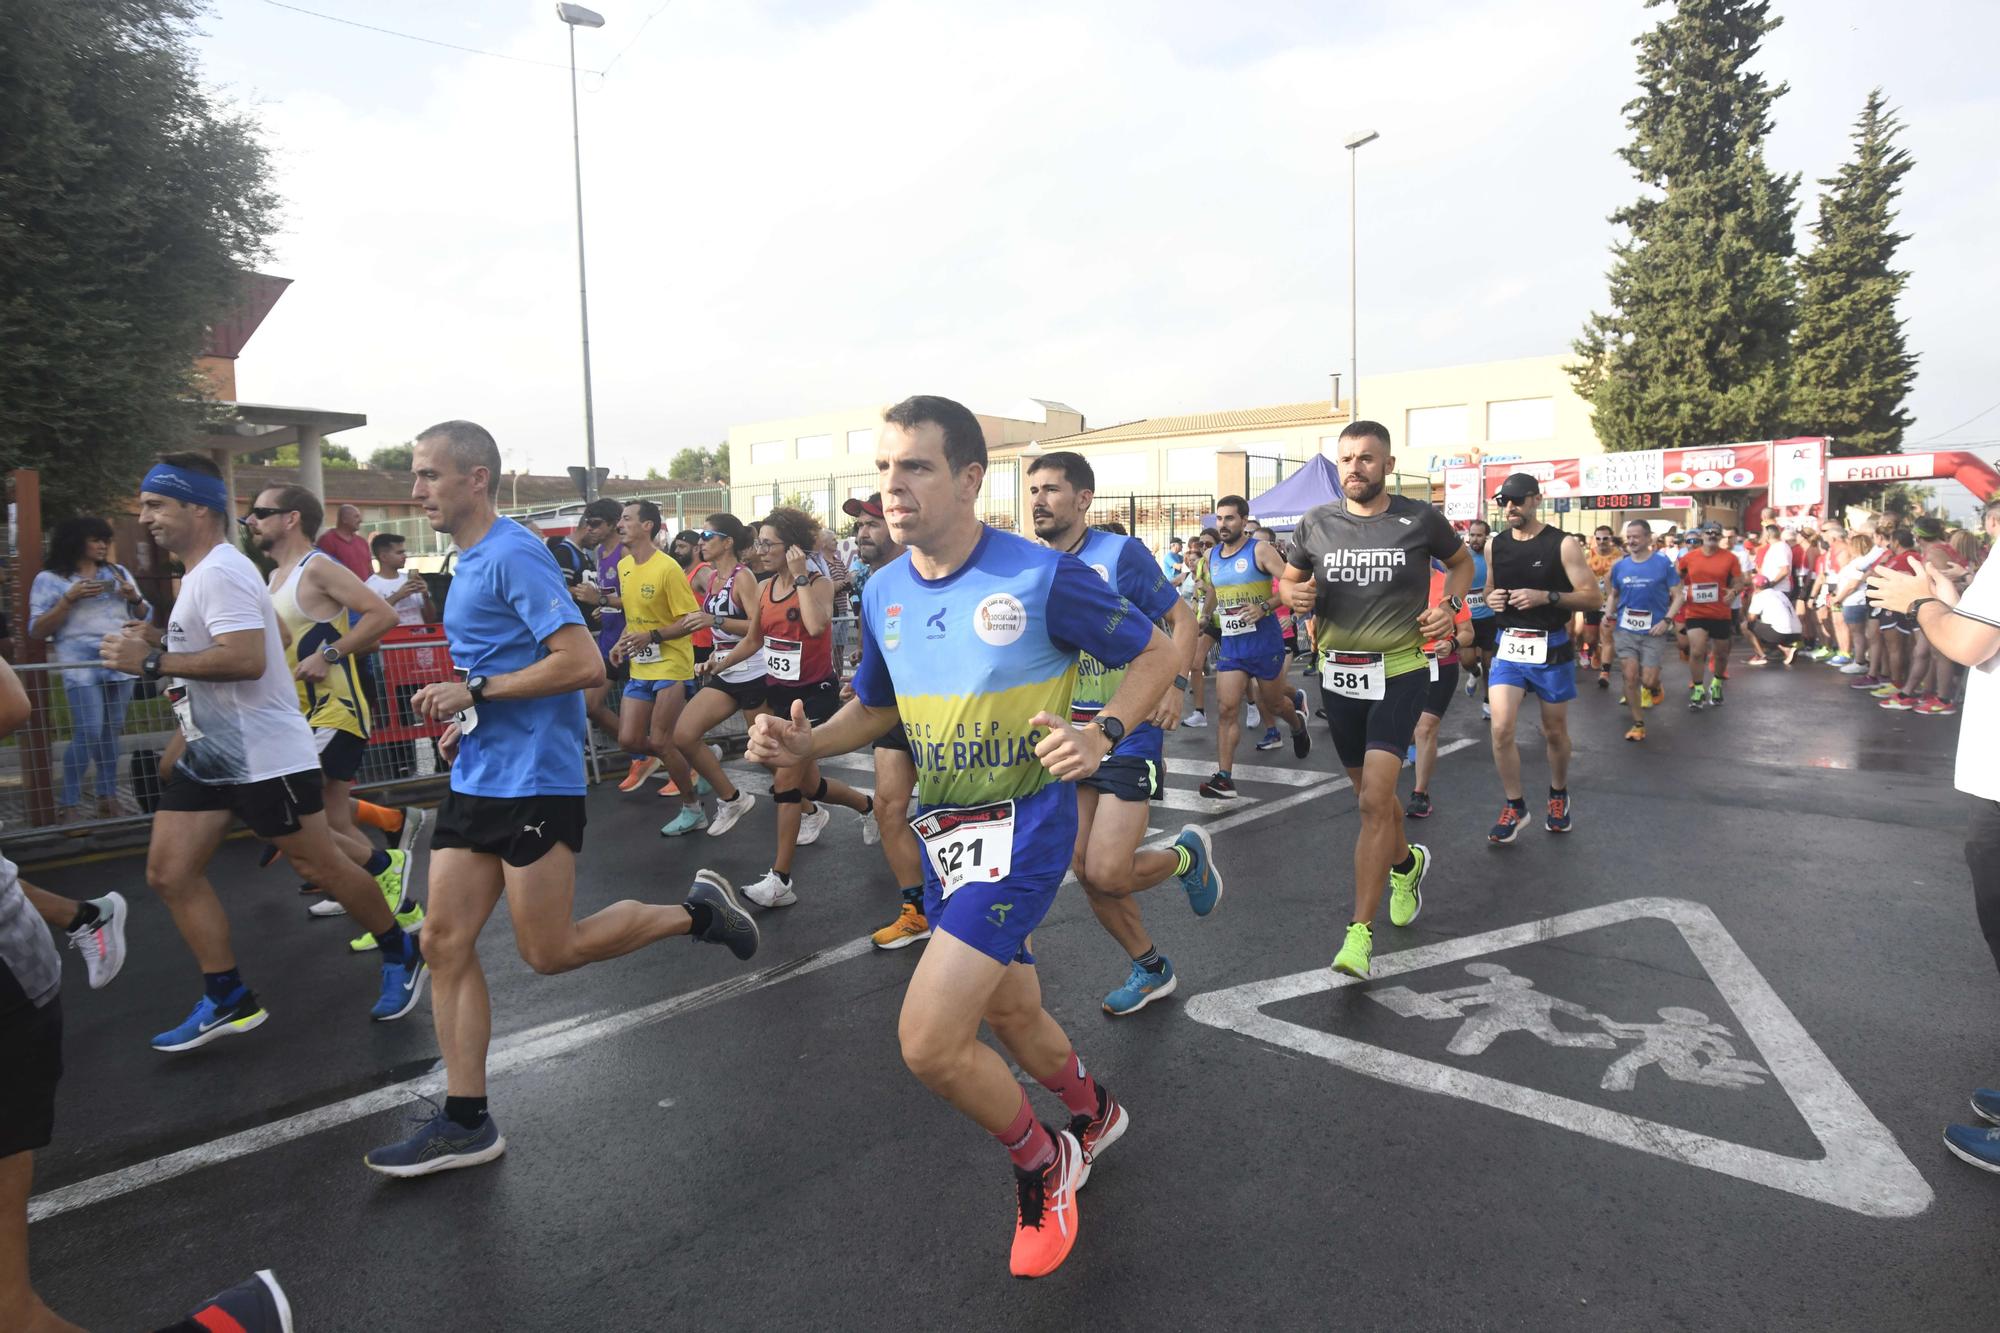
xmin=444 ymin=517 xmax=590 ymax=797
xmin=1608 ymin=552 xmax=1680 ymax=627
xmin=1468 ymin=551 xmax=1493 ymax=620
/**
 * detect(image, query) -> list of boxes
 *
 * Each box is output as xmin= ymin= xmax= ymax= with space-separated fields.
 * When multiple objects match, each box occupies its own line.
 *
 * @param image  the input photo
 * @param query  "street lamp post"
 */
xmin=557 ymin=3 xmax=605 ymax=500
xmin=1344 ymin=128 xmax=1380 ymax=427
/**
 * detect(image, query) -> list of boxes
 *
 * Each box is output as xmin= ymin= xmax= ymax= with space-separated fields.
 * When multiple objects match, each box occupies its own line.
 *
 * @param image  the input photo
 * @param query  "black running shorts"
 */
xmin=1422 ymin=661 xmax=1461 ymax=719
xmin=159 ymin=768 xmax=325 ymax=840
xmin=432 ymin=792 xmax=586 ymax=867
xmin=0 ymin=995 xmax=62 ymax=1158
xmin=1319 ymin=668 xmax=1430 ymax=771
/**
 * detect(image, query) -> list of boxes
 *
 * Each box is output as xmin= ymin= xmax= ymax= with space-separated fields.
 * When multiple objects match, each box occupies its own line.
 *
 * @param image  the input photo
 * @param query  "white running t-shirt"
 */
xmin=1955 ymin=561 xmax=2000 ymax=802
xmin=167 ymin=544 xmax=322 ymax=785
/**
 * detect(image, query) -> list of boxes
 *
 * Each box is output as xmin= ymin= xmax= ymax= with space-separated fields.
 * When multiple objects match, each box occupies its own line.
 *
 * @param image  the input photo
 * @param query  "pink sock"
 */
xmin=1038 ymin=1049 xmax=1100 ymax=1119
xmin=995 ymin=1087 xmax=1055 ymax=1171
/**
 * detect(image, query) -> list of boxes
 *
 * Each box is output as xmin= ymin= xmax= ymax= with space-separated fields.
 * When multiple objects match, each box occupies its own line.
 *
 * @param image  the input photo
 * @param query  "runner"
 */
xmin=673 ymin=515 xmax=763 ymax=839
xmin=703 ymin=506 xmax=874 ymax=907
xmin=1025 ymin=452 xmax=1218 ymax=1015
xmin=1406 ymin=560 xmax=1474 ymax=819
xmin=1603 ymin=519 xmax=1685 ymax=742
xmin=1464 ymin=518 xmax=1497 ymax=720
xmin=1279 ymin=421 xmax=1471 ymax=977
xmin=1677 ymin=522 xmax=1744 ymax=709
xmin=1182 ymin=529 xmax=1220 ymax=727
xmin=749 ymin=395 xmax=1175 ymax=1278
xmin=1198 ymin=496 xmax=1308 ymax=799
xmin=570 ymin=497 xmax=654 ymax=791
xmin=843 ymin=493 xmax=934 ymax=950
xmin=366 ymin=421 xmax=758 ymax=1177
xmin=243 ymin=485 xmax=424 ymax=952
xmin=98 ymin=454 xmax=426 ymax=1050
xmin=1482 ymin=471 xmax=1600 ymax=843
xmin=606 ymin=500 xmax=708 ymax=832
xmin=1582 ymin=525 xmax=1619 ymax=683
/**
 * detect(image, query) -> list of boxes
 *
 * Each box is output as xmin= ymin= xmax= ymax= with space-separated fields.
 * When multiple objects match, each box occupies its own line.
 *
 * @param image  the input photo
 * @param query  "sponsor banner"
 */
xmin=1661 ymin=442 xmax=1770 ymax=493
xmin=1579 ymin=450 xmax=1663 ymax=496
xmin=1770 ymin=437 xmax=1828 ymax=515
xmin=1826 ymin=453 xmax=1940 ymax=484
xmin=1481 ymin=457 xmax=1582 ymax=499
xmin=1442 ymin=466 xmax=1482 ymax=521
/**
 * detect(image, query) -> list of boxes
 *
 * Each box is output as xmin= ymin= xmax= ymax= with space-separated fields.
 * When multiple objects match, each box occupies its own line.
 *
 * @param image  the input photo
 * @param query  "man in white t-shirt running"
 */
xmin=99 ymin=454 xmax=428 ymax=1054
xmin=1868 ymin=496 xmax=2000 ymax=1173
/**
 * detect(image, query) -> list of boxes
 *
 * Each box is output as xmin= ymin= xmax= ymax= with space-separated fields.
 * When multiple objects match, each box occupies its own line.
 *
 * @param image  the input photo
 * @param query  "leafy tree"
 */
xmin=0 ymin=1 xmax=278 ymax=519
xmin=644 ymin=466 xmax=666 ymax=482
xmin=1572 ymin=0 xmax=1799 ymax=452
xmin=245 ymin=441 xmax=358 ymax=469
xmin=1786 ymin=90 xmax=1916 ymax=456
xmin=367 ymin=442 xmax=413 ymax=472
xmin=668 ymin=444 xmax=729 ymax=484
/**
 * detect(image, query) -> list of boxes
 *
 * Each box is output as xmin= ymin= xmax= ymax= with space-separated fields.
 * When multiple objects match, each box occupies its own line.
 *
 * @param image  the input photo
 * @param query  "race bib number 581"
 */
xmin=911 ymin=800 xmax=1016 ymax=898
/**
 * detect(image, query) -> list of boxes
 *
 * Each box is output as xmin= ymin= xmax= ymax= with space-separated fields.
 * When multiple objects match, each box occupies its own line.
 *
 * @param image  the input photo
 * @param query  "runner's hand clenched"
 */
xmin=748 ymin=699 xmax=815 ymax=766
xmin=1030 ymin=710 xmax=1109 ymax=782
xmin=1415 ymin=604 xmax=1453 ymax=641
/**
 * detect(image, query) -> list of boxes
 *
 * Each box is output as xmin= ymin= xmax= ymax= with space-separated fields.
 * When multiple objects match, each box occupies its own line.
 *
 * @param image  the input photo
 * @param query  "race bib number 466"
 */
xmin=911 ymin=800 xmax=1015 ymax=898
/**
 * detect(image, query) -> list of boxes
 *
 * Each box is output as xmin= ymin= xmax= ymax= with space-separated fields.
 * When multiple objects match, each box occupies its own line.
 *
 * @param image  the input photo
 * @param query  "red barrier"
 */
xmin=374 ymin=624 xmax=457 ymax=744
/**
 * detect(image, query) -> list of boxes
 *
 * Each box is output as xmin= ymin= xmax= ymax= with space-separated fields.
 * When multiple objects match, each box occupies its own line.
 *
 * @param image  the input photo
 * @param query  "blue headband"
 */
xmin=141 ymin=464 xmax=231 ymax=515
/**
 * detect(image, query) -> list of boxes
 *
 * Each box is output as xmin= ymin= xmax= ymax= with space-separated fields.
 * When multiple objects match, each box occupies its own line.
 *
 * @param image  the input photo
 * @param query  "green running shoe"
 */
xmin=375 ymin=848 xmax=409 ymax=913
xmin=1331 ymin=921 xmax=1373 ymax=979
xmin=1388 ymin=843 xmax=1429 ymax=928
xmin=1707 ymin=678 xmax=1723 ymax=705
xmin=350 ymin=899 xmax=425 ymax=954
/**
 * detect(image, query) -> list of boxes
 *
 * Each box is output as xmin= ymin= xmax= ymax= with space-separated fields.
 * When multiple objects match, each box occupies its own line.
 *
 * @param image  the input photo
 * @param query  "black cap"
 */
xmin=841 ymin=492 xmax=883 ymax=520
xmin=1492 ymin=472 xmax=1541 ymax=502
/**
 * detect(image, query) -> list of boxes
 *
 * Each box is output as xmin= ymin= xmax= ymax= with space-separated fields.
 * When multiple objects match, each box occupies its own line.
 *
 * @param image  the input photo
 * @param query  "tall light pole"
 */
xmin=1344 ymin=127 xmax=1376 ymax=422
xmin=557 ymin=3 xmax=605 ymax=500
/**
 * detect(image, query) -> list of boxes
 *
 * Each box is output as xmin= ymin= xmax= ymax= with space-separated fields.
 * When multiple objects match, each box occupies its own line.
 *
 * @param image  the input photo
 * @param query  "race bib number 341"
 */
xmin=911 ymin=800 xmax=1015 ymax=898
xmin=1498 ymin=629 xmax=1549 ymax=664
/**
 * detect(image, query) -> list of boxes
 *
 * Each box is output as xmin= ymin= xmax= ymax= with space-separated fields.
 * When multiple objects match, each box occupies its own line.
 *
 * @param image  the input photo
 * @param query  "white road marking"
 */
xmin=31 ymin=735 xmax=1485 ymax=1223
xmin=1183 ymin=897 xmax=1932 ymax=1220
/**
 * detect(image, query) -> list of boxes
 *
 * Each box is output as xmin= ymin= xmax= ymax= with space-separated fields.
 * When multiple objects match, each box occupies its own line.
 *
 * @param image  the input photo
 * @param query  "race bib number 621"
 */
xmin=910 ymin=800 xmax=1016 ymax=899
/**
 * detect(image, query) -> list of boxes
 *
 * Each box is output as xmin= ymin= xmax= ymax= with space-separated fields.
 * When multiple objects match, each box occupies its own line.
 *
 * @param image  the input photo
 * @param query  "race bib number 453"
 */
xmin=765 ymin=636 xmax=802 ymax=682
xmin=911 ymin=800 xmax=1015 ymax=898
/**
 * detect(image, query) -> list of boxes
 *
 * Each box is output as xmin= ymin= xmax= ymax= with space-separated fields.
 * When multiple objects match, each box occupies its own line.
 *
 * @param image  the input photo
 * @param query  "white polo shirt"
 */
xmin=1956 ymin=560 xmax=2000 ymax=802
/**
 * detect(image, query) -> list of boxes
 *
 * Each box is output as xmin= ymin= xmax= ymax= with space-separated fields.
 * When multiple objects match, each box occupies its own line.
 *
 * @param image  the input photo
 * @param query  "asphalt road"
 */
xmin=16 ymin=653 xmax=1994 ymax=1331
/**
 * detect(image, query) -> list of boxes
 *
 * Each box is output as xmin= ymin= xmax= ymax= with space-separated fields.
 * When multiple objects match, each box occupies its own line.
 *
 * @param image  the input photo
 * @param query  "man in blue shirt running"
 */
xmin=1603 ymin=519 xmax=1685 ymax=743
xmin=365 ymin=420 xmax=761 ymax=1179
xmin=751 ymin=396 xmax=1177 ymax=1279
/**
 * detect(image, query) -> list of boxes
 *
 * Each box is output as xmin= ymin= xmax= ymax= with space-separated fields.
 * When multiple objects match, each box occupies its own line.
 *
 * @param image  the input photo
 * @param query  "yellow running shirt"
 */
xmin=617 ymin=548 xmax=700 ymax=681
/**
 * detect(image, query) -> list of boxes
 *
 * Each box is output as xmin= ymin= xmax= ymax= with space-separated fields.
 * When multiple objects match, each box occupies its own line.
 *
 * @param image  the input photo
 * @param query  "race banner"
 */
xmin=1442 ymin=465 xmax=1483 ymax=521
xmin=1826 ymin=453 xmax=1940 ymax=484
xmin=1661 ymin=442 xmax=1770 ymax=493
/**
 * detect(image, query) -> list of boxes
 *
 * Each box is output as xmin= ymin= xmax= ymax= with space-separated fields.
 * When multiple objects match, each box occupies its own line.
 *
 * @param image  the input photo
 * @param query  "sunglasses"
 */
xmin=696 ymin=529 xmax=723 ymax=540
xmin=238 ymin=506 xmax=291 ymax=525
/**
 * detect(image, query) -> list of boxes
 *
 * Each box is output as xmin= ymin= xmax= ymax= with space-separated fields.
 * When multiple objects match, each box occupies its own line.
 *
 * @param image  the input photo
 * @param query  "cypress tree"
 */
xmin=1786 ymin=90 xmax=1916 ymax=456
xmin=1572 ymin=0 xmax=1800 ymax=452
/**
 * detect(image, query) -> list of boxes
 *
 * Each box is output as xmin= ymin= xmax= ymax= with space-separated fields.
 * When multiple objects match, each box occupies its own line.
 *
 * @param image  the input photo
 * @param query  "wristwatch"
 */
xmin=143 ymin=650 xmax=166 ymax=681
xmin=1174 ymin=674 xmax=1190 ymax=691
xmin=1094 ymin=715 xmax=1126 ymax=747
xmin=1546 ymin=589 xmax=1561 ymax=606
xmin=1445 ymin=594 xmax=1465 ymax=612
xmin=319 ymin=643 xmax=344 ymax=665
xmin=466 ymin=675 xmax=489 ymax=705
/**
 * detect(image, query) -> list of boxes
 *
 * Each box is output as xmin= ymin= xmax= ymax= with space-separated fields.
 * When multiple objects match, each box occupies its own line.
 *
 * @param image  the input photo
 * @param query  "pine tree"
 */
xmin=1572 ymin=0 xmax=1800 ymax=452
xmin=1786 ymin=90 xmax=1915 ymax=456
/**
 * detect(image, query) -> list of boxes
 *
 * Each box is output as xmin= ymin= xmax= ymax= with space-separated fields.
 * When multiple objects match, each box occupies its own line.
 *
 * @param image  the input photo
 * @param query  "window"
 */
xmin=847 ymin=428 xmax=876 ymax=456
xmin=1165 ymin=446 xmax=1216 ymax=487
xmin=1487 ymin=397 xmax=1555 ymax=443
xmin=1089 ymin=452 xmax=1149 ymax=491
xmin=795 ymin=433 xmax=833 ymax=461
xmin=1405 ymin=405 xmax=1468 ymax=451
xmin=749 ymin=440 xmax=783 ymax=467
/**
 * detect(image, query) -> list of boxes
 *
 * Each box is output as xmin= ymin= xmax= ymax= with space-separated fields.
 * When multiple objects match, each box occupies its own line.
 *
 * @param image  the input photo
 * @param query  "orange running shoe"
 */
xmin=1624 ymin=724 xmax=1646 ymax=742
xmin=617 ymin=756 xmax=660 ymax=793
xmin=1009 ymin=1129 xmax=1082 ymax=1279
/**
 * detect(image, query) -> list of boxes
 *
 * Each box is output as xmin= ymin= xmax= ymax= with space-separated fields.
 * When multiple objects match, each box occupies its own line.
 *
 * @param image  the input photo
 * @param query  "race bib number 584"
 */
xmin=911 ymin=800 xmax=1015 ymax=898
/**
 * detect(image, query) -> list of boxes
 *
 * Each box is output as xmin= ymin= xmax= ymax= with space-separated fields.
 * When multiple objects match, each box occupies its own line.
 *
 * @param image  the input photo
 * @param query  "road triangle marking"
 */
xmin=1185 ymin=896 xmax=1931 ymax=1219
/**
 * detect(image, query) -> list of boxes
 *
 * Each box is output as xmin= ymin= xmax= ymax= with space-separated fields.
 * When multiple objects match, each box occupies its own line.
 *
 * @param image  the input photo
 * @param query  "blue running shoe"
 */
xmin=686 ymin=869 xmax=760 ymax=961
xmin=1255 ymin=726 xmax=1283 ymax=751
xmin=659 ymin=805 xmax=708 ymax=837
xmin=1291 ymin=687 xmax=1311 ymax=758
xmin=1174 ymin=824 xmax=1222 ymax=917
xmin=1103 ymin=957 xmax=1177 ymax=1015
xmin=1944 ymin=1122 xmax=2000 ymax=1174
xmin=371 ymin=953 xmax=429 ymax=1022
xmin=1405 ymin=744 xmax=1417 ymax=764
xmin=1970 ymin=1088 xmax=2000 ymax=1126
xmin=366 ymin=1099 xmax=506 ymax=1178
xmin=152 ymin=989 xmax=267 ymax=1053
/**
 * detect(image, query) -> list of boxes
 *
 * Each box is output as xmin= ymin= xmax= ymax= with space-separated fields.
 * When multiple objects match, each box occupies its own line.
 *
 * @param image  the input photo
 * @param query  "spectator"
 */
xmin=27 ymin=516 xmax=151 ymax=823
xmin=315 ymin=502 xmax=375 ymax=581
xmin=1162 ymin=536 xmax=1186 ymax=587
xmin=365 ymin=533 xmax=436 ymax=627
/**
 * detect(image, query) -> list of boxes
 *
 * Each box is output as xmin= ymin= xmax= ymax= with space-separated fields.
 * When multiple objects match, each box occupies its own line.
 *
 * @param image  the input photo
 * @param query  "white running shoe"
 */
xmin=306 ymin=897 xmax=349 ymax=918
xmin=396 ymin=805 xmax=432 ymax=854
xmin=1245 ymin=705 xmax=1261 ymax=728
xmin=1182 ymin=710 xmax=1208 ymax=728
xmin=1839 ymin=662 xmax=1867 ymax=675
xmin=1480 ymin=703 xmax=1492 ymax=720
xmin=861 ymin=806 xmax=881 ymax=846
xmin=742 ymin=870 xmax=798 ymax=908
xmin=68 ymin=892 xmax=128 ymax=990
xmin=708 ymin=789 xmax=755 ymax=838
xmin=797 ymin=804 xmax=831 ymax=846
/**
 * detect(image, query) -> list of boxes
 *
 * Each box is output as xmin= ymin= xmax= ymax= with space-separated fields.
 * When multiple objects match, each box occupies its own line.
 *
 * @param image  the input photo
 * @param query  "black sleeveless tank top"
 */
xmin=1491 ymin=524 xmax=1574 ymax=632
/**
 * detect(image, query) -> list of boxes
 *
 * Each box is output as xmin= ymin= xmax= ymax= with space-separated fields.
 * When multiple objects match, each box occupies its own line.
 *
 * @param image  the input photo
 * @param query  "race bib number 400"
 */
xmin=1689 ymin=582 xmax=1720 ymax=605
xmin=1619 ymin=608 xmax=1655 ymax=633
xmin=764 ymin=636 xmax=802 ymax=682
xmin=1321 ymin=652 xmax=1386 ymax=700
xmin=911 ymin=801 xmax=1015 ymax=898
xmin=1218 ymin=604 xmax=1258 ymax=636
xmin=1498 ymin=629 xmax=1549 ymax=664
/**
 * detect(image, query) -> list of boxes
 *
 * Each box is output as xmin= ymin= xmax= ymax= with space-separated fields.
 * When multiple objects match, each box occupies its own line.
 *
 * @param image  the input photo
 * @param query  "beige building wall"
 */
xmin=1359 ymin=354 xmax=1596 ymax=475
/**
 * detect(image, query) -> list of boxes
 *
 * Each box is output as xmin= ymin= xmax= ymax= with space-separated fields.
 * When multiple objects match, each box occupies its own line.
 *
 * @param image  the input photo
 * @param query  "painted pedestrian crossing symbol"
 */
xmin=1368 ymin=962 xmax=1770 ymax=1093
xmin=1185 ymin=898 xmax=1931 ymax=1219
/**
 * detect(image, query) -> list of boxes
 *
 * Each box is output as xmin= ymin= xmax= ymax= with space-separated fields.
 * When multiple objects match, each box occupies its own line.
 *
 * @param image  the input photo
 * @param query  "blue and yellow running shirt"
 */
xmin=852 ymin=527 xmax=1155 ymax=813
xmin=1069 ymin=529 xmax=1179 ymax=717
xmin=1208 ymin=536 xmax=1282 ymax=655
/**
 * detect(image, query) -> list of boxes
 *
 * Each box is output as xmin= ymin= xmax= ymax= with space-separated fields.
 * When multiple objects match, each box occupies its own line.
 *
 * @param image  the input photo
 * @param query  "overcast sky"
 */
xmin=189 ymin=0 xmax=2000 ymax=477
